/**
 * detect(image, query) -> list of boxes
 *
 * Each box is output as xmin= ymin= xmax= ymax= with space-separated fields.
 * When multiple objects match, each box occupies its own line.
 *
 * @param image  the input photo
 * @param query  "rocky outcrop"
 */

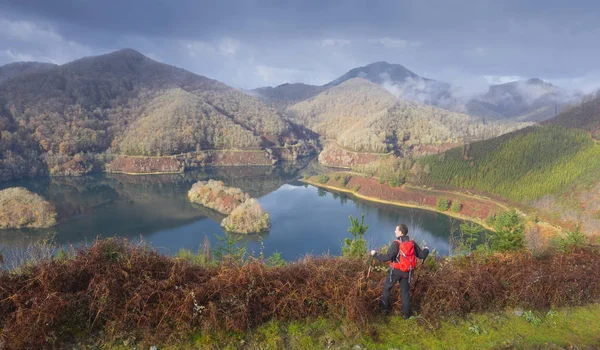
xmin=221 ymin=198 xmax=271 ymax=234
xmin=0 ymin=187 xmax=57 ymax=229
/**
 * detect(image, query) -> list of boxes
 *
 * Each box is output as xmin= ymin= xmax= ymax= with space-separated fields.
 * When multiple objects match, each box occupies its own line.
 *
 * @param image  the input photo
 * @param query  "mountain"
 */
xmin=0 ymin=49 xmax=313 ymax=182
xmin=325 ymin=61 xmax=425 ymax=86
xmin=252 ymin=62 xmax=577 ymax=122
xmin=543 ymin=90 xmax=600 ymax=138
xmin=466 ymin=78 xmax=573 ymax=122
xmin=286 ymin=78 xmax=529 ymax=155
xmin=248 ymin=83 xmax=324 ymax=110
xmin=0 ymin=61 xmax=57 ymax=83
xmin=251 ymin=61 xmax=453 ymax=109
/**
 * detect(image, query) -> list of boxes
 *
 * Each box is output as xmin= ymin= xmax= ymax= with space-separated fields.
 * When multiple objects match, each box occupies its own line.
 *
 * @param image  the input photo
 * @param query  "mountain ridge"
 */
xmin=0 ymin=61 xmax=58 ymax=83
xmin=0 ymin=48 xmax=315 ymax=182
xmin=251 ymin=61 xmax=576 ymax=122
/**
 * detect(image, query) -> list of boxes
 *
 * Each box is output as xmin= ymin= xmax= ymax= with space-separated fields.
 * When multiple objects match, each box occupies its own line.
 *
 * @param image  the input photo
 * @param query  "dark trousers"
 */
xmin=381 ymin=272 xmax=411 ymax=318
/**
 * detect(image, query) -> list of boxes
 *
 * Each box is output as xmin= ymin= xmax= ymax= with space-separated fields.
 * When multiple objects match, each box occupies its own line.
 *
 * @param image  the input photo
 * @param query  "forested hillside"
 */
xmin=415 ymin=126 xmax=600 ymax=202
xmin=249 ymin=83 xmax=324 ymax=110
xmin=0 ymin=49 xmax=312 ymax=182
xmin=286 ymin=78 xmax=529 ymax=154
xmin=0 ymin=61 xmax=57 ymax=83
xmin=117 ymin=89 xmax=264 ymax=155
xmin=466 ymin=78 xmax=571 ymax=122
xmin=544 ymin=90 xmax=600 ymax=138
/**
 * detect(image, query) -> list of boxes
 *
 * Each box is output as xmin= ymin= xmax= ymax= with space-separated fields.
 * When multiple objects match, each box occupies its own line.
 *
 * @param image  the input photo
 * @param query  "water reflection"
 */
xmin=1 ymin=161 xmax=469 ymax=259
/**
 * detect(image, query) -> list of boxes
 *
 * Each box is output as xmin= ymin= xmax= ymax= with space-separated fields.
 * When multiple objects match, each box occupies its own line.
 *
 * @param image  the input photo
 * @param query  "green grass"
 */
xmin=418 ymin=126 xmax=600 ymax=202
xmin=102 ymin=304 xmax=600 ymax=349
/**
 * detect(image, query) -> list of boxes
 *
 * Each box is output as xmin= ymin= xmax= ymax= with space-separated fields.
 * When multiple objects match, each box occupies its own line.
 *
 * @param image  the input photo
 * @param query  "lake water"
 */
xmin=0 ymin=164 xmax=463 ymax=261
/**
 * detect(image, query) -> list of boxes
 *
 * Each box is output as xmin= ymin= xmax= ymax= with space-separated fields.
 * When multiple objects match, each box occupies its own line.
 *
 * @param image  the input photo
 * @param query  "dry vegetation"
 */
xmin=188 ymin=180 xmax=270 ymax=233
xmin=221 ymin=198 xmax=271 ymax=233
xmin=0 ymin=187 xmax=57 ymax=229
xmin=0 ymin=239 xmax=599 ymax=348
xmin=187 ymin=180 xmax=250 ymax=215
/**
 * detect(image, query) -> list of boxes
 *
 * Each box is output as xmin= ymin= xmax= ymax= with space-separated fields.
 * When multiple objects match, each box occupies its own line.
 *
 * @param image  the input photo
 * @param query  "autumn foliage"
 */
xmin=1 ymin=239 xmax=599 ymax=348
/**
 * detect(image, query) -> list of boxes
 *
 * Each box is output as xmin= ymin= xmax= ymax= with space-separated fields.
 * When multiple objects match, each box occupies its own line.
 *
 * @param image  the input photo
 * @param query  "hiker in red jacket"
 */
xmin=371 ymin=224 xmax=429 ymax=319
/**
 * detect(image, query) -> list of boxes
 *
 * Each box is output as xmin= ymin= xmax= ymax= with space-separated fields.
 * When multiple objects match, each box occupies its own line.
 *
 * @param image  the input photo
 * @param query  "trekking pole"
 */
xmin=367 ymin=255 xmax=375 ymax=279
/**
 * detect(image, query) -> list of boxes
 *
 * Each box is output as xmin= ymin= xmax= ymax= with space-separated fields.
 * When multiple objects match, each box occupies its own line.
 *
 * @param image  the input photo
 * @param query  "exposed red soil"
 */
xmin=107 ymin=150 xmax=276 ymax=174
xmin=106 ymin=156 xmax=183 ymax=174
xmin=312 ymin=174 xmax=505 ymax=221
xmin=191 ymin=150 xmax=275 ymax=166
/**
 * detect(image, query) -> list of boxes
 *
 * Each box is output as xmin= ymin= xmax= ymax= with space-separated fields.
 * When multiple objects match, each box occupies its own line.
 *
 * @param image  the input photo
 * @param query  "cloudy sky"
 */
xmin=1 ymin=0 xmax=599 ymax=92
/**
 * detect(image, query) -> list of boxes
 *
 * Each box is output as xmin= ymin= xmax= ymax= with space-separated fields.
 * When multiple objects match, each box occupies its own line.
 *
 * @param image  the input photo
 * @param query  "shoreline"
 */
xmin=300 ymin=177 xmax=497 ymax=231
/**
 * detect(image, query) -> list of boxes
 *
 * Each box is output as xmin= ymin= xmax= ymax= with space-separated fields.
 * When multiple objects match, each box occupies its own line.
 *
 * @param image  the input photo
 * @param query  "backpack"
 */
xmin=389 ymin=240 xmax=417 ymax=272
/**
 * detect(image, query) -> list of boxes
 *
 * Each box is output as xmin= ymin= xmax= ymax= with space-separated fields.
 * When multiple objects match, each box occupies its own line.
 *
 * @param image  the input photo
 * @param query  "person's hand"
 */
xmin=370 ymin=250 xmax=377 ymax=256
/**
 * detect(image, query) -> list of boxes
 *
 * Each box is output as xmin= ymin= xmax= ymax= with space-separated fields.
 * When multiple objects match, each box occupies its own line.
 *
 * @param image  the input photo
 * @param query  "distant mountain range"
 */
xmin=1 ymin=49 xmax=581 ymax=183
xmin=286 ymin=78 xmax=529 ymax=156
xmin=251 ymin=61 xmax=578 ymax=122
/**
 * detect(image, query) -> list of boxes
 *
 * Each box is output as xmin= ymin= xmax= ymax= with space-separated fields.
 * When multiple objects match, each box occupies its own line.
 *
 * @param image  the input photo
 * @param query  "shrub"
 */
xmin=353 ymin=185 xmax=361 ymax=192
xmin=221 ymin=199 xmax=271 ymax=234
xmin=334 ymin=174 xmax=341 ymax=181
xmin=267 ymin=251 xmax=286 ymax=267
xmin=523 ymin=310 xmax=542 ymax=326
xmin=317 ymin=174 xmax=329 ymax=184
xmin=0 ymin=187 xmax=57 ymax=229
xmin=451 ymin=200 xmax=462 ymax=213
xmin=341 ymin=175 xmax=351 ymax=187
xmin=2 ymin=238 xmax=600 ymax=348
xmin=485 ymin=213 xmax=497 ymax=227
xmin=213 ymin=234 xmax=247 ymax=263
xmin=436 ymin=197 xmax=450 ymax=211
xmin=342 ymin=214 xmax=369 ymax=258
xmin=176 ymin=236 xmax=211 ymax=265
xmin=451 ymin=222 xmax=485 ymax=254
xmin=552 ymin=226 xmax=588 ymax=252
xmin=489 ymin=209 xmax=525 ymax=252
xmin=378 ymin=177 xmax=385 ymax=184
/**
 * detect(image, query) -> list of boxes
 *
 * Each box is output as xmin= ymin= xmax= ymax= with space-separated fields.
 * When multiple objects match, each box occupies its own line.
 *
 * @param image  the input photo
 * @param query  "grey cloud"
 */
xmin=0 ymin=0 xmax=599 ymax=91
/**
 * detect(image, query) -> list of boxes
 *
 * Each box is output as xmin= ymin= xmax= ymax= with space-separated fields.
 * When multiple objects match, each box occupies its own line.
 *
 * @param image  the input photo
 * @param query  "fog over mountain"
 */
xmin=1 ymin=0 xmax=600 ymax=94
xmin=251 ymin=61 xmax=579 ymax=121
xmin=0 ymin=61 xmax=57 ymax=83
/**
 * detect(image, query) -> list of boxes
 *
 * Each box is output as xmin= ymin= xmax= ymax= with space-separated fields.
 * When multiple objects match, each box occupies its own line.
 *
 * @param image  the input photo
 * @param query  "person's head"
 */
xmin=395 ymin=224 xmax=408 ymax=238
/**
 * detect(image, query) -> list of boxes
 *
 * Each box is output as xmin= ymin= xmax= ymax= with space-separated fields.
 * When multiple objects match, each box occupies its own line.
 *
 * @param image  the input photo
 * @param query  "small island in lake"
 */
xmin=221 ymin=198 xmax=271 ymax=234
xmin=0 ymin=187 xmax=57 ymax=229
xmin=188 ymin=180 xmax=271 ymax=233
xmin=187 ymin=179 xmax=250 ymax=214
